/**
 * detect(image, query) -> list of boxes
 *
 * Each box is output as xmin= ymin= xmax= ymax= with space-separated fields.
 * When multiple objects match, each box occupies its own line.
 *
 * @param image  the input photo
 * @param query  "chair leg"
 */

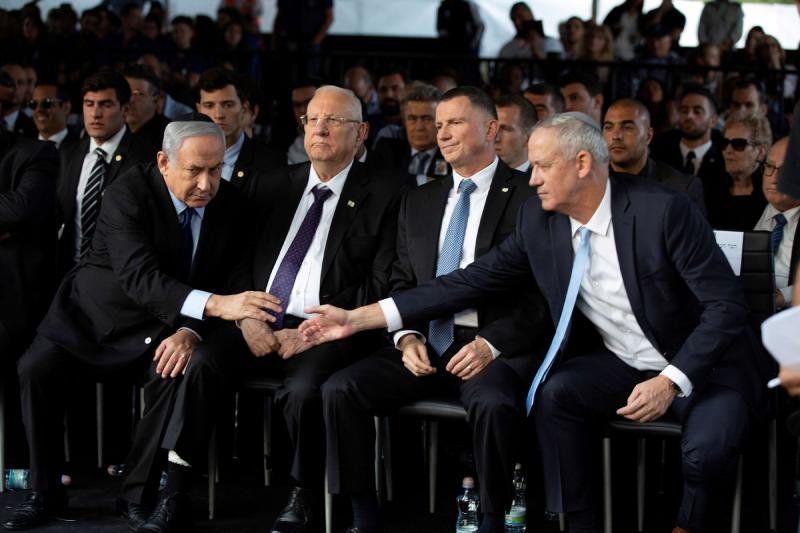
xmin=0 ymin=381 xmax=5 ymax=494
xmin=63 ymin=414 xmax=71 ymax=463
xmin=428 ymin=421 xmax=439 ymax=514
xmin=637 ymin=438 xmax=646 ymax=532
xmin=208 ymin=425 xmax=217 ymax=520
xmin=232 ymin=392 xmax=240 ymax=460
xmin=603 ymin=436 xmax=612 ymax=533
xmin=263 ymin=394 xmax=273 ymax=486
xmin=325 ymin=467 xmax=333 ymax=533
xmin=731 ymin=455 xmax=743 ymax=533
xmin=382 ymin=417 xmax=394 ymax=502
xmin=769 ymin=419 xmax=777 ymax=532
xmin=558 ymin=513 xmax=566 ymax=532
xmin=96 ymin=383 xmax=104 ymax=469
xmin=374 ymin=416 xmax=383 ymax=502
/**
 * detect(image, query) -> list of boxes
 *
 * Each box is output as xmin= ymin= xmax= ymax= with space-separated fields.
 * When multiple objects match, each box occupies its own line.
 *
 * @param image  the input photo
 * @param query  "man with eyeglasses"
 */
xmin=373 ymin=83 xmax=451 ymax=186
xmin=30 ymin=82 xmax=77 ymax=149
xmin=122 ymin=64 xmax=170 ymax=156
xmin=754 ymin=136 xmax=799 ymax=308
xmin=56 ymin=69 xmax=151 ymax=276
xmin=184 ymin=85 xmax=406 ymax=533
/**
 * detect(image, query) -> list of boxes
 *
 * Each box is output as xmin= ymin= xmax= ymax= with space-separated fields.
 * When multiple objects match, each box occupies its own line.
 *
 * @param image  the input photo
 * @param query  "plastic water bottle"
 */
xmin=4 ymin=469 xmax=30 ymax=490
xmin=456 ymin=476 xmax=479 ymax=533
xmin=504 ymin=463 xmax=526 ymax=532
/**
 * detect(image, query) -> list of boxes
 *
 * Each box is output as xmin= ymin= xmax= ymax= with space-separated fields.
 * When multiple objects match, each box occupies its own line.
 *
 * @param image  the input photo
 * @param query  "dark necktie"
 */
xmin=268 ymin=186 xmax=333 ymax=329
xmin=80 ymin=147 xmax=108 ymax=257
xmin=408 ymin=152 xmax=430 ymax=176
xmin=683 ymin=150 xmax=696 ymax=175
xmin=428 ymin=179 xmax=478 ymax=356
xmin=772 ymin=213 xmax=787 ymax=254
xmin=179 ymin=207 xmax=196 ymax=279
xmin=526 ymin=226 xmax=592 ymax=413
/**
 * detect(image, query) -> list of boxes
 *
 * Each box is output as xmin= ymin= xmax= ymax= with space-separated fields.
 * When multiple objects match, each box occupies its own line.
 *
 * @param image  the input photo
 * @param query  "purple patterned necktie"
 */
xmin=268 ymin=186 xmax=333 ymax=329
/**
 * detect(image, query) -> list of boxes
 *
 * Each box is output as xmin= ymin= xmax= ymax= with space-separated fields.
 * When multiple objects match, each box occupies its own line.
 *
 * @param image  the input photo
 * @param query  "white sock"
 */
xmin=167 ymin=450 xmax=191 ymax=468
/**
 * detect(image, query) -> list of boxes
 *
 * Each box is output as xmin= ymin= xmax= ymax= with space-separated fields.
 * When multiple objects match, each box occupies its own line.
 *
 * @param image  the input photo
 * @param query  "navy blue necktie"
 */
xmin=772 ymin=213 xmax=787 ymax=253
xmin=179 ymin=207 xmax=196 ymax=279
xmin=428 ymin=179 xmax=478 ymax=356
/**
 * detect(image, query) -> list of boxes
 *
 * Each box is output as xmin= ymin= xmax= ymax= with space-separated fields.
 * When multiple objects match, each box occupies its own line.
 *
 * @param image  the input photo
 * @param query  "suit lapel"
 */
xmin=791 ymin=218 xmax=800 ymax=282
xmin=63 ymin=138 xmax=90 ymax=221
xmin=549 ymin=213 xmax=573 ymax=319
xmin=321 ymin=162 xmax=370 ymax=281
xmin=475 ymin=161 xmax=514 ymax=257
xmin=231 ymin=136 xmax=253 ymax=188
xmin=419 ymin=177 xmax=452 ymax=279
xmin=105 ymin=130 xmax=133 ymax=185
xmin=149 ymin=167 xmax=184 ymax=276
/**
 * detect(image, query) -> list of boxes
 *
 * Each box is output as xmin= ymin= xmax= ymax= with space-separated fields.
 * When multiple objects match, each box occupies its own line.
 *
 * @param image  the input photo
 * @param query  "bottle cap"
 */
xmin=462 ymin=476 xmax=475 ymax=488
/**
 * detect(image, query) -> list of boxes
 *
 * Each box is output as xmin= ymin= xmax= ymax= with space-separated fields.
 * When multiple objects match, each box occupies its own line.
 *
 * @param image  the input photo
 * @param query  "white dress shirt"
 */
xmin=222 ymin=131 xmax=245 ymax=182
xmin=265 ymin=161 xmax=352 ymax=319
xmin=380 ymin=157 xmax=502 ymax=358
xmin=38 ymin=128 xmax=69 ymax=149
xmin=754 ymin=203 xmax=799 ymax=306
xmin=679 ymin=138 xmax=712 ymax=176
xmin=570 ymin=181 xmax=693 ymax=395
xmin=73 ymin=125 xmax=127 ymax=261
xmin=515 ymin=161 xmax=531 ymax=173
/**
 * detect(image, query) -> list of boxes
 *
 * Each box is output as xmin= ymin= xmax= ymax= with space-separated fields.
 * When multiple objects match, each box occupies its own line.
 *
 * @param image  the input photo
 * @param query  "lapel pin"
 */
xmin=501 ymin=187 xmax=509 ymax=192
xmin=115 ymin=154 xmax=122 ymax=162
xmin=347 ymin=200 xmax=355 ymax=208
xmin=237 ymin=170 xmax=244 ymax=178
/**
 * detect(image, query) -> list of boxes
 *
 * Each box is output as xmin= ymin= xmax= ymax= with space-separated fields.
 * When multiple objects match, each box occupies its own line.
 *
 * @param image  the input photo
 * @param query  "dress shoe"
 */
xmin=271 ymin=486 xmax=314 ymax=533
xmin=672 ymin=528 xmax=691 ymax=533
xmin=136 ymin=492 xmax=193 ymax=533
xmin=345 ymin=527 xmax=382 ymax=533
xmin=2 ymin=490 xmax=67 ymax=530
xmin=117 ymin=497 xmax=151 ymax=531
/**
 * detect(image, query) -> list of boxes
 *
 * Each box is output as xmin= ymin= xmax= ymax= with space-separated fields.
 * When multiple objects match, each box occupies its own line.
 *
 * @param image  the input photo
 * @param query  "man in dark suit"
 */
xmin=372 ymin=83 xmax=450 ymax=185
xmin=30 ymin=82 xmax=79 ymax=149
xmin=754 ymin=136 xmax=798 ymax=309
xmin=195 ymin=67 xmax=274 ymax=199
xmin=192 ymin=85 xmax=404 ymax=533
xmin=0 ymin=64 xmax=37 ymax=138
xmin=603 ymin=98 xmax=706 ymax=215
xmin=495 ymin=93 xmax=536 ymax=174
xmin=321 ymin=86 xmax=548 ymax=533
xmin=3 ymin=120 xmax=280 ymax=531
xmin=122 ymin=64 xmax=171 ymax=157
xmin=56 ymin=69 xmax=152 ymax=276
xmin=301 ymin=113 xmax=768 ymax=533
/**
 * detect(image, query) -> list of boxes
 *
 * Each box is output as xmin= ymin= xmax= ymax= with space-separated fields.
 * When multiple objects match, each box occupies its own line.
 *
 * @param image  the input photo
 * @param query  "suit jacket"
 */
xmin=236 ymin=160 xmax=406 ymax=312
xmin=38 ymin=163 xmax=250 ymax=368
xmin=131 ymin=113 xmax=170 ymax=157
xmin=56 ymin=127 xmax=152 ymax=273
xmin=230 ymin=135 xmax=284 ymax=199
xmin=649 ymin=129 xmax=727 ymax=198
xmin=617 ymin=158 xmax=707 ymax=216
xmin=372 ymin=138 xmax=451 ymax=184
xmin=392 ymin=175 xmax=769 ymax=411
xmin=0 ymin=136 xmax=58 ymax=353
xmin=390 ymin=159 xmax=549 ymax=357
xmin=10 ymin=111 xmax=38 ymax=138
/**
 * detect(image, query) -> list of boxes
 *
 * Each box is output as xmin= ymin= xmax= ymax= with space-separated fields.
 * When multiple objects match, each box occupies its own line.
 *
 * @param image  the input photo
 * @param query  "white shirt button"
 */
xmin=145 ymin=337 xmax=152 ymax=345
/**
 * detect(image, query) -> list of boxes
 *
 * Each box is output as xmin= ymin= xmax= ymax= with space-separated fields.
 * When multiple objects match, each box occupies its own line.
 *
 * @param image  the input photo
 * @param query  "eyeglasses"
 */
xmin=762 ymin=161 xmax=783 ymax=177
xmin=28 ymin=98 xmax=62 ymax=111
xmin=719 ymin=137 xmax=755 ymax=152
xmin=300 ymin=115 xmax=362 ymax=128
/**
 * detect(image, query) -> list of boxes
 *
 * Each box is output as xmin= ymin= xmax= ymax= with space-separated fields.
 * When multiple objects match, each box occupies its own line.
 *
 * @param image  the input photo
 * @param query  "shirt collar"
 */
xmin=570 ymin=179 xmax=612 ymax=238
xmin=4 ymin=109 xmax=19 ymax=131
xmin=90 ymin=124 xmax=127 ymax=161
xmin=515 ymin=160 xmax=531 ymax=172
xmin=451 ymin=156 xmax=499 ymax=193
xmin=307 ymin=160 xmax=353 ymax=198
xmin=224 ymin=130 xmax=245 ymax=167
xmin=410 ymin=146 xmax=437 ymax=158
xmin=680 ymin=138 xmax=712 ymax=162
xmin=765 ymin=203 xmax=800 ymax=223
xmin=166 ymin=187 xmax=206 ymax=220
xmin=39 ymin=128 xmax=69 ymax=146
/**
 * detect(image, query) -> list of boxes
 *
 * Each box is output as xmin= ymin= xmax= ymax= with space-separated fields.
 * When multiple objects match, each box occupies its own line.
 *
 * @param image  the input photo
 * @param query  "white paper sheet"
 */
xmin=713 ymin=230 xmax=744 ymax=276
xmin=762 ymin=306 xmax=800 ymax=368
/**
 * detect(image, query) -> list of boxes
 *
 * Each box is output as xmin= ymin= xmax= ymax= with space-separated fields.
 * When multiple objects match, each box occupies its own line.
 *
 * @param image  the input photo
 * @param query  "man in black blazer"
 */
xmin=4 ymin=121 xmax=279 ymax=531
xmin=604 ymin=98 xmax=706 ymax=215
xmin=56 ymin=69 xmax=152 ymax=276
xmin=372 ymin=83 xmax=451 ymax=185
xmin=30 ymin=82 xmax=79 ymax=149
xmin=122 ymin=64 xmax=171 ymax=157
xmin=0 ymin=65 xmax=37 ymax=138
xmin=494 ymin=93 xmax=537 ymax=174
xmin=301 ymin=113 xmax=768 ymax=533
xmin=321 ymin=87 xmax=549 ymax=533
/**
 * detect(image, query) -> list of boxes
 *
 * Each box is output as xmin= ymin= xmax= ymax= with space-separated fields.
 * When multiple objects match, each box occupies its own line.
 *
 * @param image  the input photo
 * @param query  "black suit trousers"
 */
xmin=534 ymin=348 xmax=750 ymax=533
xmin=322 ymin=340 xmax=539 ymax=514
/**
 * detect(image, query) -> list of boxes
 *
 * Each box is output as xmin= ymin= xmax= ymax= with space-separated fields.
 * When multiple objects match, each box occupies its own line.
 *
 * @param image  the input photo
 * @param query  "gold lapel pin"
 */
xmin=237 ymin=170 xmax=244 ymax=178
xmin=115 ymin=154 xmax=122 ymax=162
xmin=501 ymin=187 xmax=509 ymax=192
xmin=347 ymin=200 xmax=355 ymax=208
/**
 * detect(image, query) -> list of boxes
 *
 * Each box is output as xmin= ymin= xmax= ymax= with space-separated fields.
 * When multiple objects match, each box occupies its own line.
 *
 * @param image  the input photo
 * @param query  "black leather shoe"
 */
xmin=270 ymin=486 xmax=314 ymax=533
xmin=2 ymin=490 xmax=67 ymax=530
xmin=117 ymin=497 xmax=151 ymax=531
xmin=345 ymin=527 xmax=382 ymax=533
xmin=136 ymin=492 xmax=193 ymax=533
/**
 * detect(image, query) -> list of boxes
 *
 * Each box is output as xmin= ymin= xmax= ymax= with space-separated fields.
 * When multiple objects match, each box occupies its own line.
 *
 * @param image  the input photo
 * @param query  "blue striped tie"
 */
xmin=526 ymin=226 xmax=592 ymax=414
xmin=772 ymin=213 xmax=787 ymax=253
xmin=428 ymin=179 xmax=478 ymax=356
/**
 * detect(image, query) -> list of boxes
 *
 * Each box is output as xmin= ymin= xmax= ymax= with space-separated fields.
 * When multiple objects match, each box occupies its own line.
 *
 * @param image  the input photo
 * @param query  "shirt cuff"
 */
xmin=660 ymin=364 xmax=693 ymax=397
xmin=780 ymin=285 xmax=793 ymax=307
xmin=480 ymin=337 xmax=501 ymax=359
xmin=393 ymin=330 xmax=426 ymax=348
xmin=180 ymin=290 xmax=212 ymax=320
xmin=178 ymin=326 xmax=202 ymax=342
xmin=379 ymin=298 xmax=403 ymax=332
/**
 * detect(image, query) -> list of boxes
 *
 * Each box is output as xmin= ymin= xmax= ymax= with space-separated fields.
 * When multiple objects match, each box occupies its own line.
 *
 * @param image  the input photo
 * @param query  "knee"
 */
xmin=321 ymin=372 xmax=351 ymax=405
xmin=682 ymin=434 xmax=739 ymax=480
xmin=536 ymin=372 xmax=577 ymax=414
xmin=283 ymin=377 xmax=321 ymax=408
xmin=464 ymin=388 xmax=517 ymax=423
xmin=17 ymin=349 xmax=55 ymax=385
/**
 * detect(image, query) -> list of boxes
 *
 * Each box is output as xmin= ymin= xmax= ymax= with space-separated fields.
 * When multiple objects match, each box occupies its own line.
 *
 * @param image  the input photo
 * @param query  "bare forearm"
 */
xmin=348 ymin=302 xmax=388 ymax=332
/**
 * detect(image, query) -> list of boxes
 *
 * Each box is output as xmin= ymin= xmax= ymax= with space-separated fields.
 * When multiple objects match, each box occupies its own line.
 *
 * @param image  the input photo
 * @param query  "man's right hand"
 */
xmin=205 ymin=291 xmax=281 ymax=322
xmin=398 ymin=334 xmax=436 ymax=377
xmin=241 ymin=318 xmax=280 ymax=357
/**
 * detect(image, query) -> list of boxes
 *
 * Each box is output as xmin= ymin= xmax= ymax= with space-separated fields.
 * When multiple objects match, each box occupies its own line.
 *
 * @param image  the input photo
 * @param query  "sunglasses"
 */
xmin=28 ymin=98 xmax=62 ymax=111
xmin=720 ymin=137 xmax=755 ymax=152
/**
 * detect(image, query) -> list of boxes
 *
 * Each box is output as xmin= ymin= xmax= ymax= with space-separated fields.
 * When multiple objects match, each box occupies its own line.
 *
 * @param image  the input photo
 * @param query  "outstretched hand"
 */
xmin=299 ymin=305 xmax=357 ymax=344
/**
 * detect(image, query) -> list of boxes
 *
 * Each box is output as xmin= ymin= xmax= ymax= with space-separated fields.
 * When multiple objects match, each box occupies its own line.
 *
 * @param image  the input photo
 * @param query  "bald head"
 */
xmin=602 ymin=98 xmax=654 ymax=174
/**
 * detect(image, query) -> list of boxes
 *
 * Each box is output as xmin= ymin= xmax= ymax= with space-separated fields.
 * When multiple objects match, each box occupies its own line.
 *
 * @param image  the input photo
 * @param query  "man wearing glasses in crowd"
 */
xmin=29 ymin=82 xmax=78 ymax=149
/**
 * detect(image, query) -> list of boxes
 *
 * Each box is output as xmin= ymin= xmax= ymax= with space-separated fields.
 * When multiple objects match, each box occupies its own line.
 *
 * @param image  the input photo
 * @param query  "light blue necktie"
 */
xmin=428 ymin=179 xmax=478 ymax=356
xmin=526 ymin=226 xmax=592 ymax=414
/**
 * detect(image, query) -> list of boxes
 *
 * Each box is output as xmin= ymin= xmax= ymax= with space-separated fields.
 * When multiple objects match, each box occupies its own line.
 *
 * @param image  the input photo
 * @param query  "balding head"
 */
xmin=602 ymin=98 xmax=654 ymax=174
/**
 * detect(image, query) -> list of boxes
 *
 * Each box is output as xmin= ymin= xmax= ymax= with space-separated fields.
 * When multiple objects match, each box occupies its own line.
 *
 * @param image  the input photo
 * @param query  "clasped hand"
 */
xmin=240 ymin=318 xmax=311 ymax=360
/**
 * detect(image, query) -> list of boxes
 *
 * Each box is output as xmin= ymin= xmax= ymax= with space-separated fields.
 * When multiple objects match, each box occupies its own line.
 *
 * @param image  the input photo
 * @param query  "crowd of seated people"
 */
xmin=0 ymin=1 xmax=799 ymax=533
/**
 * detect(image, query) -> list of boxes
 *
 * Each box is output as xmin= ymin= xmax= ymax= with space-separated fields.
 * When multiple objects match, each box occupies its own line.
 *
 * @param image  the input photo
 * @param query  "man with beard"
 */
xmin=650 ymin=86 xmax=727 ymax=199
xmin=603 ymin=98 xmax=706 ymax=214
xmin=371 ymin=69 xmax=407 ymax=147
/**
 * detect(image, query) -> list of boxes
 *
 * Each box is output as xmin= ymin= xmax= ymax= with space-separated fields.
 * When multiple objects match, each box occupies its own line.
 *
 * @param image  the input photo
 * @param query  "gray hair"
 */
xmin=313 ymin=85 xmax=364 ymax=121
xmin=533 ymin=111 xmax=609 ymax=165
xmin=162 ymin=121 xmax=225 ymax=161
